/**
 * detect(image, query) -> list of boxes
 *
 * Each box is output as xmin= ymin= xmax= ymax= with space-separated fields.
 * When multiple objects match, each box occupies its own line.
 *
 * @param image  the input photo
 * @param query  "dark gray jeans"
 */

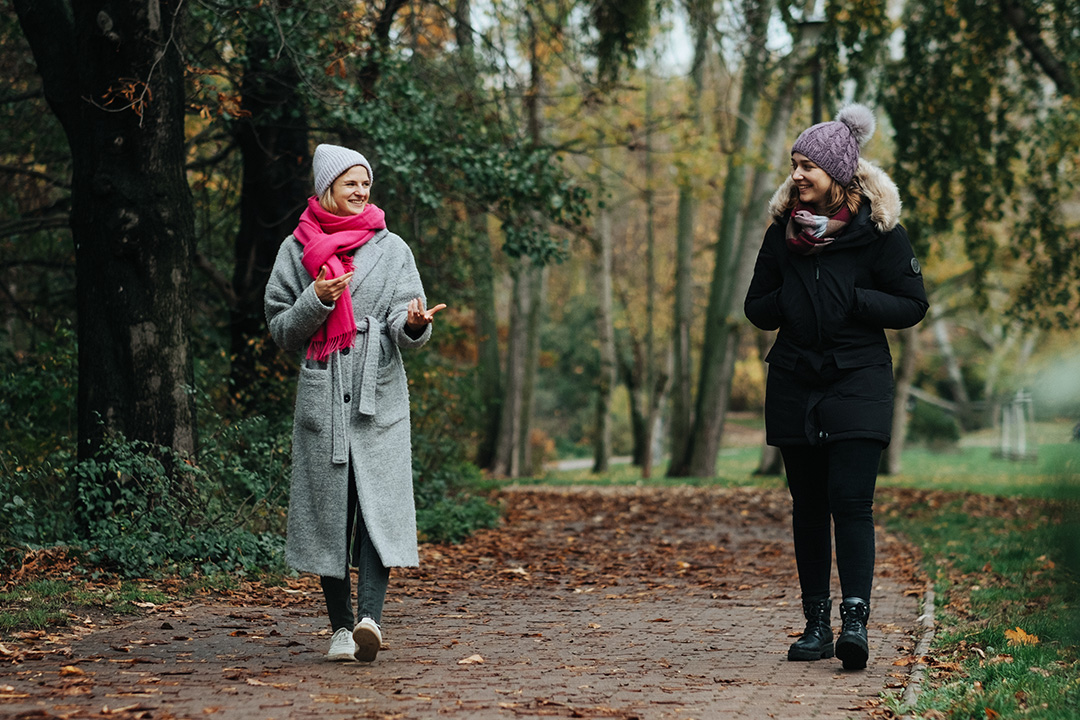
xmin=320 ymin=466 xmax=390 ymax=631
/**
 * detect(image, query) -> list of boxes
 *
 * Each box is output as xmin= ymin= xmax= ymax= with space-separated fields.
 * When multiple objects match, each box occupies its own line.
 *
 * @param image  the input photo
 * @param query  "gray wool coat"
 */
xmin=265 ymin=228 xmax=430 ymax=577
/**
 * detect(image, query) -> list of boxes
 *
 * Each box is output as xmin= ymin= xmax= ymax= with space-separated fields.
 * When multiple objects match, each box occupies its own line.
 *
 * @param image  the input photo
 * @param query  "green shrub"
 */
xmin=405 ymin=341 xmax=503 ymax=544
xmin=72 ymin=428 xmax=287 ymax=577
xmin=413 ymin=462 xmax=500 ymax=545
xmin=0 ymin=325 xmax=81 ymax=548
xmin=0 ymin=453 xmax=78 ymax=548
xmin=907 ymin=400 xmax=961 ymax=447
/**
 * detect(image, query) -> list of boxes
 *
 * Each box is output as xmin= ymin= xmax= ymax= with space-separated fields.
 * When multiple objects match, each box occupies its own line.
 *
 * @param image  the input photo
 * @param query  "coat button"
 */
xmin=818 ymin=431 xmax=825 ymax=439
xmin=343 ymin=393 xmax=351 ymax=403
xmin=341 ymin=347 xmax=350 ymax=356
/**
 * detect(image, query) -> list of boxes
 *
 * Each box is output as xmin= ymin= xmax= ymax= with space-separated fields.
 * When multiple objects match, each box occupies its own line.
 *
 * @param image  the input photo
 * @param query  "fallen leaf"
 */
xmin=1005 ymin=627 xmax=1039 ymax=646
xmin=457 ymin=654 xmax=484 ymax=665
xmin=60 ymin=665 xmax=86 ymax=676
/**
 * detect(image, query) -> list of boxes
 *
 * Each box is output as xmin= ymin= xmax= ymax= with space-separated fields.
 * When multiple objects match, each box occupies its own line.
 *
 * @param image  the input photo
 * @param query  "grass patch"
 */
xmin=0 ymin=579 xmax=97 ymax=634
xmin=525 ymin=446 xmax=785 ymax=489
xmin=880 ymin=490 xmax=1080 ymax=719
xmin=882 ymin=443 xmax=1080 ymax=499
xmin=0 ymin=575 xmax=182 ymax=639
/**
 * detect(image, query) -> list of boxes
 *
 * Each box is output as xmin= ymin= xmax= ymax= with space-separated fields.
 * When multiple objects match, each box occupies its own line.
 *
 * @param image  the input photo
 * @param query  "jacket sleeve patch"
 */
xmin=910 ymin=257 xmax=921 ymax=274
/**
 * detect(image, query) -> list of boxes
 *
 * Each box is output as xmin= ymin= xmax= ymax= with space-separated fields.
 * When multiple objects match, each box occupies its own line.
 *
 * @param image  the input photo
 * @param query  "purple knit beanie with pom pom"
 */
xmin=791 ymin=103 xmax=876 ymax=185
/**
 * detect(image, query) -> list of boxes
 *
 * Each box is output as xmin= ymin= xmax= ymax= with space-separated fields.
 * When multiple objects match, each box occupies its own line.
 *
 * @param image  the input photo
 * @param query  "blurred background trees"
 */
xmin=2 ymin=0 xmax=1077 ymax=575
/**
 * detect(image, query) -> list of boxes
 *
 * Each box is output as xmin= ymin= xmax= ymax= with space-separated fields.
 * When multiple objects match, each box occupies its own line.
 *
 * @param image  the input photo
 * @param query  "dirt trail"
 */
xmin=1 ymin=485 xmax=922 ymax=719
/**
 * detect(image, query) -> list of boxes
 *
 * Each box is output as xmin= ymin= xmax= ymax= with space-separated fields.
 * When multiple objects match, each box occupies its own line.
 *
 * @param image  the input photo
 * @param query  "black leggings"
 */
xmin=780 ymin=439 xmax=883 ymax=602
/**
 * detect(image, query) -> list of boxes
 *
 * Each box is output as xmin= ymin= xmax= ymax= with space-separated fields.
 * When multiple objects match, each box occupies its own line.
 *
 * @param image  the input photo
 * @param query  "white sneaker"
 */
xmin=326 ymin=627 xmax=356 ymax=661
xmin=352 ymin=617 xmax=382 ymax=662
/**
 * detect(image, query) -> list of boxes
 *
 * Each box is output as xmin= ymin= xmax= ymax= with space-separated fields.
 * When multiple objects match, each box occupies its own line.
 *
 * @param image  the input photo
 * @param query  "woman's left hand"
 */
xmin=406 ymin=297 xmax=447 ymax=331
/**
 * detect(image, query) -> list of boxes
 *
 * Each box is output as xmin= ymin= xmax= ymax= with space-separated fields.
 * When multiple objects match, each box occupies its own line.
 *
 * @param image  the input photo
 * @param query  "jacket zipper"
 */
xmin=813 ymin=256 xmax=823 ymax=348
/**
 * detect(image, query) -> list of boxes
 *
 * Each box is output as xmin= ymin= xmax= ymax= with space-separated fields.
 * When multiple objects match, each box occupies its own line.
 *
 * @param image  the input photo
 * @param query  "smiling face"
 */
xmin=790 ymin=152 xmax=836 ymax=213
xmin=328 ymin=165 xmax=372 ymax=216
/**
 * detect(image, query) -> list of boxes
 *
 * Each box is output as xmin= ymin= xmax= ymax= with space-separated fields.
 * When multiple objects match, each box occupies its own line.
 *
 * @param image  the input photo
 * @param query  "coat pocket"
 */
xmin=377 ymin=332 xmax=397 ymax=369
xmin=295 ymin=364 xmax=330 ymax=433
xmin=373 ymin=361 xmax=409 ymax=427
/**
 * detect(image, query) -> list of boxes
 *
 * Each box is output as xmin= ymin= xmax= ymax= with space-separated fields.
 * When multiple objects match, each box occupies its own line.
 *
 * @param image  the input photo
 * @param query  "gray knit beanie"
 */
xmin=791 ymin=104 xmax=876 ymax=186
xmin=312 ymin=144 xmax=373 ymax=196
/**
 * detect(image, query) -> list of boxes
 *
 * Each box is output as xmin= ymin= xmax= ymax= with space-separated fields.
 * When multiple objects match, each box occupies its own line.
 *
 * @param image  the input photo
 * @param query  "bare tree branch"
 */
xmin=0 ymin=214 xmax=70 ymax=240
xmin=999 ymin=0 xmax=1076 ymax=96
xmin=194 ymin=251 xmax=238 ymax=307
xmin=0 ymin=88 xmax=44 ymax=105
xmin=0 ymin=164 xmax=71 ymax=190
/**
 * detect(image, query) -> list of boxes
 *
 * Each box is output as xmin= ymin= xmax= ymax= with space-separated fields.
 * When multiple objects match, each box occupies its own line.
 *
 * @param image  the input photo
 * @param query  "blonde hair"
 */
xmin=779 ymin=175 xmax=864 ymax=218
xmin=318 ymin=186 xmax=340 ymax=214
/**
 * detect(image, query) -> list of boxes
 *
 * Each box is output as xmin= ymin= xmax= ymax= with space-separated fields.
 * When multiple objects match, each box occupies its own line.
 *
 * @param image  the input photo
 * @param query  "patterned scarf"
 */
xmin=784 ymin=203 xmax=852 ymax=255
xmin=293 ymin=197 xmax=386 ymax=362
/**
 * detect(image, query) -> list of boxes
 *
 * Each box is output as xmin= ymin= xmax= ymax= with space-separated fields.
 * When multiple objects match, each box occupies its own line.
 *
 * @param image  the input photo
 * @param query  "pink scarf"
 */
xmin=293 ymin=197 xmax=386 ymax=361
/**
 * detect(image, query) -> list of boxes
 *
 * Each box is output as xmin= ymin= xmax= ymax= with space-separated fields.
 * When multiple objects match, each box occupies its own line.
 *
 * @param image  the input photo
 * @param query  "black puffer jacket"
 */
xmin=744 ymin=160 xmax=928 ymax=447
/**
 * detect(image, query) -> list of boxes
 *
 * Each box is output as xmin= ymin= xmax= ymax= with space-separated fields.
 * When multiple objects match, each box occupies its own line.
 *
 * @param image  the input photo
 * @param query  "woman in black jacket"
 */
xmin=744 ymin=104 xmax=928 ymax=670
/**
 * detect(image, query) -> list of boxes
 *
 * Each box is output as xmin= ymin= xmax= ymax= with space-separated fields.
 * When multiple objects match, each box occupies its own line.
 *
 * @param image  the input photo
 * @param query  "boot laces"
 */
xmin=841 ymin=603 xmax=868 ymax=632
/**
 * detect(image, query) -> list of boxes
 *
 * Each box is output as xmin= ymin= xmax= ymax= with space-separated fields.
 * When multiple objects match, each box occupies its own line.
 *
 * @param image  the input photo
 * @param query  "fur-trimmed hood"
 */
xmin=768 ymin=158 xmax=902 ymax=233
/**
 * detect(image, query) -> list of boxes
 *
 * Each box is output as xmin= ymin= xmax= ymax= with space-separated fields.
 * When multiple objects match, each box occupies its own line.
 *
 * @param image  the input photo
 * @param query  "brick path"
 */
xmin=0 ymin=486 xmax=921 ymax=720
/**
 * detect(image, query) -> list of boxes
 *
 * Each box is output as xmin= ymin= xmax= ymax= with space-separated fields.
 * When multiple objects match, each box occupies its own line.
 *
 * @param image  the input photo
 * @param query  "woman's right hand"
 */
xmin=314 ymin=265 xmax=354 ymax=304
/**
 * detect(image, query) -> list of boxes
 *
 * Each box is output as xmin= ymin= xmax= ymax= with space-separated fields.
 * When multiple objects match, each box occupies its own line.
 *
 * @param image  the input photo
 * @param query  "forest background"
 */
xmin=1 ymin=0 xmax=1079 ymax=578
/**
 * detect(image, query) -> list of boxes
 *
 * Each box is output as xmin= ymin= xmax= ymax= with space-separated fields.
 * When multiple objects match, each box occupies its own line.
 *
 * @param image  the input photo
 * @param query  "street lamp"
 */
xmin=797 ymin=16 xmax=827 ymax=125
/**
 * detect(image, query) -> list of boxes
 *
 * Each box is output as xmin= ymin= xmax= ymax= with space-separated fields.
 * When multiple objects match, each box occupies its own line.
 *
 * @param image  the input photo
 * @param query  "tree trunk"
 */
xmin=492 ymin=258 xmax=531 ymax=478
xmin=230 ymin=29 xmax=310 ymax=403
xmin=520 ymin=262 xmax=547 ymax=475
xmin=930 ymin=304 xmax=971 ymax=426
xmin=682 ymin=0 xmax=774 ymax=478
xmin=469 ymin=220 xmax=502 ymax=469
xmin=741 ymin=66 xmax=801 ymax=477
xmin=592 ymin=180 xmax=615 ymax=474
xmin=753 ymin=330 xmax=784 ymax=475
xmin=454 ymin=0 xmax=502 ymax=468
xmin=622 ymin=328 xmax=671 ymax=472
xmin=885 ymin=326 xmax=920 ymax=474
xmin=667 ymin=0 xmax=711 ymax=477
xmin=15 ymin=0 xmax=197 ymax=463
xmin=639 ymin=69 xmax=662 ymax=478
xmin=496 ymin=9 xmax=550 ymax=478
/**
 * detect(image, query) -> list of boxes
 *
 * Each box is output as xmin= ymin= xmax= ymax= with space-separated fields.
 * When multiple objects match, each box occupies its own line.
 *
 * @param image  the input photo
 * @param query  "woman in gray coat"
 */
xmin=265 ymin=144 xmax=445 ymax=662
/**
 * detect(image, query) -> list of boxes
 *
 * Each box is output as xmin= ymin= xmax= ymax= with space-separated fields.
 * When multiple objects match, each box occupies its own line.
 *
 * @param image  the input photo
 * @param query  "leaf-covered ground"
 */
xmin=1 ymin=486 xmax=927 ymax=719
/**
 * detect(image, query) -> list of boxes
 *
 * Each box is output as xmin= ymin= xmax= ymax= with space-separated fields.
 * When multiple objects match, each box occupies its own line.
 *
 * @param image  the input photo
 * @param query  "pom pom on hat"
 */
xmin=791 ymin=103 xmax=876 ymax=186
xmin=836 ymin=103 xmax=875 ymax=147
xmin=312 ymin=143 xmax=373 ymax=196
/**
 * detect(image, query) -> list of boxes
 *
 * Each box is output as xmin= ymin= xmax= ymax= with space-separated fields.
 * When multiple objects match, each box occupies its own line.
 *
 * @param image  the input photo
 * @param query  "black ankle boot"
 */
xmin=787 ymin=597 xmax=834 ymax=661
xmin=836 ymin=597 xmax=870 ymax=670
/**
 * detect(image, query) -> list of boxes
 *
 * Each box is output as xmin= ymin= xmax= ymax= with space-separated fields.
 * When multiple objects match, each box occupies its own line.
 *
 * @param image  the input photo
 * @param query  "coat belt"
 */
xmin=354 ymin=315 xmax=385 ymax=417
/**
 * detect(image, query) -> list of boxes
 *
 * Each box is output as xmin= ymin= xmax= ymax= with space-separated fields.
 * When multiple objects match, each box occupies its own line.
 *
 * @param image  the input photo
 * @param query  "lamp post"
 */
xmin=797 ymin=16 xmax=827 ymax=124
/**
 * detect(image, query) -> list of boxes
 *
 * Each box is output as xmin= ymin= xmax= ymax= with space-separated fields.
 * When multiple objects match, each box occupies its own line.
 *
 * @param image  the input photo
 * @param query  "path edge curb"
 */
xmin=898 ymin=586 xmax=936 ymax=718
